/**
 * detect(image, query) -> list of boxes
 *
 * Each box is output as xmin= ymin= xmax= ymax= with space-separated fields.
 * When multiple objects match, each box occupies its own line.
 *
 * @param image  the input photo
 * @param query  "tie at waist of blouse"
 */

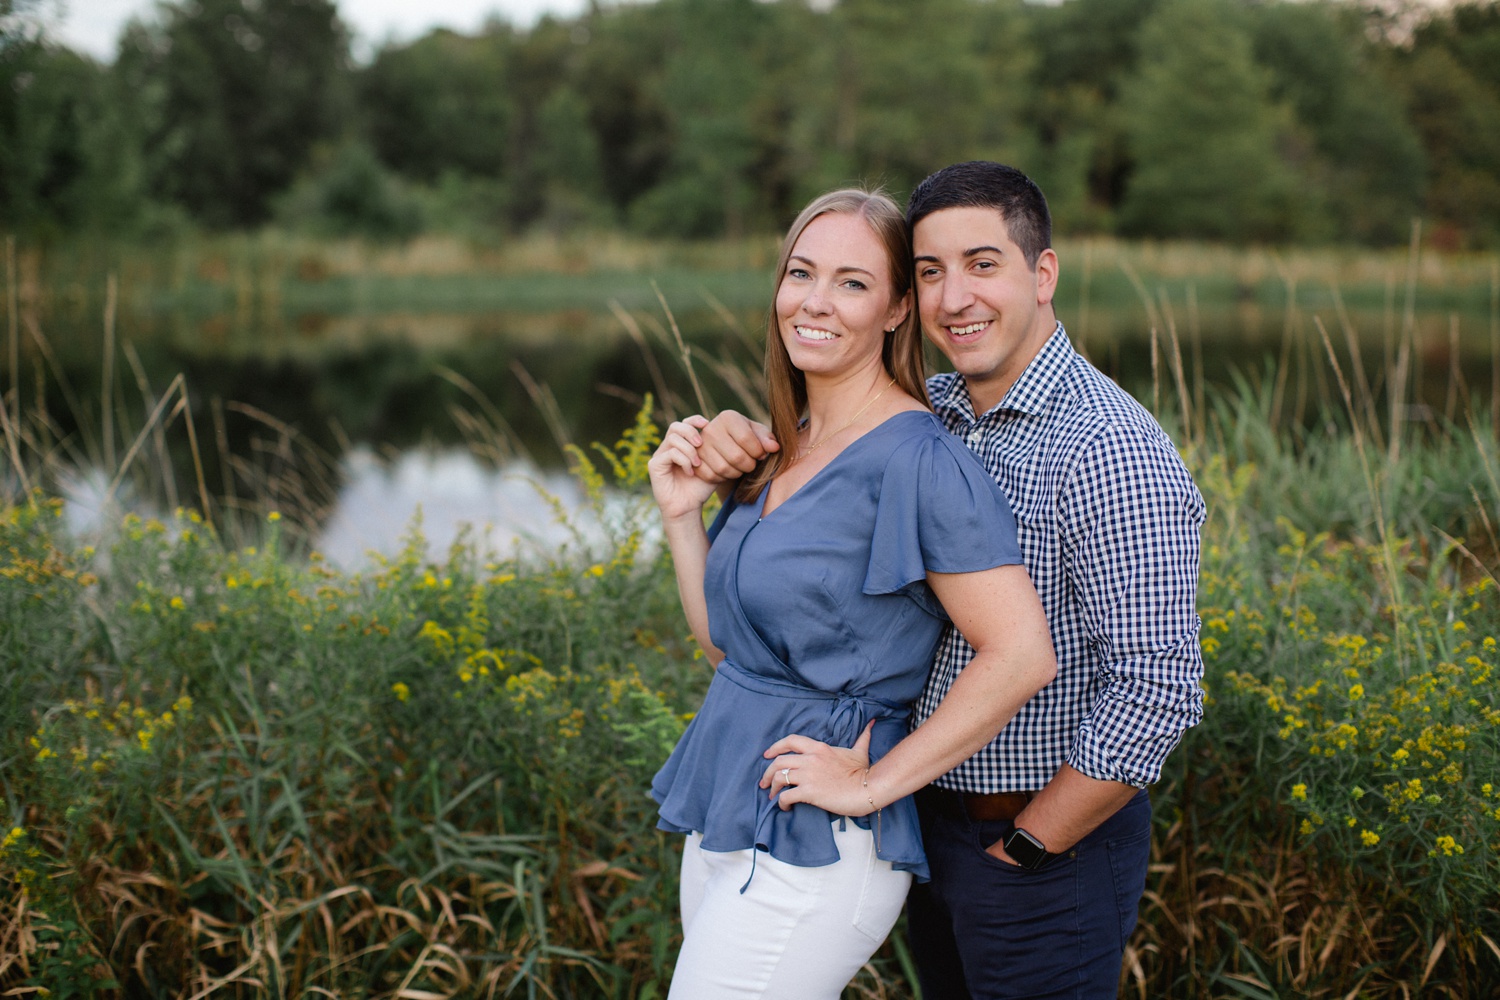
xmin=715 ymin=658 xmax=909 ymax=748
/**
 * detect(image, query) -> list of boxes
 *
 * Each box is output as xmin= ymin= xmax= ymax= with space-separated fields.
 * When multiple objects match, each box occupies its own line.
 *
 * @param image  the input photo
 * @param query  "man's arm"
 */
xmin=999 ymin=422 xmax=1207 ymax=860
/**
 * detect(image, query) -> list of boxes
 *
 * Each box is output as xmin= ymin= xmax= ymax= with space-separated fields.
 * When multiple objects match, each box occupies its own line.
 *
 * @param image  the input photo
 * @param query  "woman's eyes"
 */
xmin=787 ymin=268 xmax=867 ymax=291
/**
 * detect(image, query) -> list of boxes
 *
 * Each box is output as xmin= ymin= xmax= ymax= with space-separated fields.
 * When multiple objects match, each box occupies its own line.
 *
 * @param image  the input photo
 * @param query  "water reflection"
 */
xmin=60 ymin=448 xmax=634 ymax=570
xmin=315 ymin=447 xmax=620 ymax=568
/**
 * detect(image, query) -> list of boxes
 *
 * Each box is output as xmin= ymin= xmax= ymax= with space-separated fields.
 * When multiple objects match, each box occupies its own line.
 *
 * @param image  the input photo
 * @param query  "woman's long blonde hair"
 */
xmin=736 ymin=188 xmax=927 ymax=504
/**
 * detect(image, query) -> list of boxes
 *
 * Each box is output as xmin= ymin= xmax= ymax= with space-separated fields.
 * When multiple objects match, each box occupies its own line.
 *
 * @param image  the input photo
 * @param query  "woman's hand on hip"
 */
xmin=760 ymin=725 xmax=875 ymax=815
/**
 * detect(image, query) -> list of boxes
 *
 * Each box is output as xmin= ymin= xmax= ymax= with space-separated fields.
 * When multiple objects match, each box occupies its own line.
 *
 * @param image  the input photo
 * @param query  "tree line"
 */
xmin=4 ymin=0 xmax=1500 ymax=247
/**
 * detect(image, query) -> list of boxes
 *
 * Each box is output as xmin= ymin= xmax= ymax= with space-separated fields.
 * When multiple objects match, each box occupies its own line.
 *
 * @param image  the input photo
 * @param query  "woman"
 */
xmin=646 ymin=189 xmax=1056 ymax=1000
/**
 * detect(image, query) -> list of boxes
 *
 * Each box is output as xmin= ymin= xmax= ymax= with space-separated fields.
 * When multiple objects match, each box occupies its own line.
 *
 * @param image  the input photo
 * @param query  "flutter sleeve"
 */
xmin=862 ymin=431 xmax=1022 ymax=607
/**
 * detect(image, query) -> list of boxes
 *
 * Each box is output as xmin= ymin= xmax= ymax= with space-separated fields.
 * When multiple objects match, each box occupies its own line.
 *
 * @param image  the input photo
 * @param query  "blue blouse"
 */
xmin=651 ymin=410 xmax=1023 ymax=882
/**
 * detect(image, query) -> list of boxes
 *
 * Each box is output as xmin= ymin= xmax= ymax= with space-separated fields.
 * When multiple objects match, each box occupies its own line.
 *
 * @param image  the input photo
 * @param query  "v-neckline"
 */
xmin=756 ymin=410 xmax=927 ymax=520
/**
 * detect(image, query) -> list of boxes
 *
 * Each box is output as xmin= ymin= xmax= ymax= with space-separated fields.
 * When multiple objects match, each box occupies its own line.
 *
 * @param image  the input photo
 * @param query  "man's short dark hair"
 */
xmin=907 ymin=161 xmax=1052 ymax=269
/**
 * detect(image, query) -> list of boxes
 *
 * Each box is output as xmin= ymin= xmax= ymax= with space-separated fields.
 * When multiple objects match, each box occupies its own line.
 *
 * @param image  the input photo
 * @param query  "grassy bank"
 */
xmin=2 ymin=384 xmax=1498 ymax=997
xmin=12 ymin=232 xmax=1500 ymax=354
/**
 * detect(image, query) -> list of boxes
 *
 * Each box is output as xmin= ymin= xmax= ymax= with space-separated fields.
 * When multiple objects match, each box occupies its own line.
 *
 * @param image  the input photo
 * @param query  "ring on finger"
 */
xmin=780 ymin=767 xmax=792 ymax=785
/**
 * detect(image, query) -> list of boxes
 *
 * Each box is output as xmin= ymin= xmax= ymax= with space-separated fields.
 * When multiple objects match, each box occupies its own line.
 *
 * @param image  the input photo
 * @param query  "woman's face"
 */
xmin=774 ymin=212 xmax=910 ymax=380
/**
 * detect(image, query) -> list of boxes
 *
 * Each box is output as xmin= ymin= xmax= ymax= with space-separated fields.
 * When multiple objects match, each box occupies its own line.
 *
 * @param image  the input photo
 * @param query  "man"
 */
xmin=692 ymin=162 xmax=1206 ymax=998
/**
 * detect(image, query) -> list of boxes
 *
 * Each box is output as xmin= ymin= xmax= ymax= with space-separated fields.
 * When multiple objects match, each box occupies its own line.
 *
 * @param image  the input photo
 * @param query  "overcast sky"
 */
xmin=46 ymin=0 xmax=593 ymax=61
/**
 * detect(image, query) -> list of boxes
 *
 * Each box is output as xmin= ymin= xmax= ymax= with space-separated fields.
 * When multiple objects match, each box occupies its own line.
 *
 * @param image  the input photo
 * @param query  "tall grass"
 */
xmin=2 ymin=250 xmax=1498 ymax=997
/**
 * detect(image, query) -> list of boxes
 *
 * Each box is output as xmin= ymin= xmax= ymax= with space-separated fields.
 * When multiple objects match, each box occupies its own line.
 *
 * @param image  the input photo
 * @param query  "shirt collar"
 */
xmin=994 ymin=321 xmax=1070 ymax=418
xmin=931 ymin=321 xmax=1071 ymax=423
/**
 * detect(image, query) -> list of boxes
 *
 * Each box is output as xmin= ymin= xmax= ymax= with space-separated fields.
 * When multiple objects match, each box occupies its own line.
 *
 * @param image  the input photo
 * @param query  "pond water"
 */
xmin=11 ymin=259 xmax=1499 ymax=563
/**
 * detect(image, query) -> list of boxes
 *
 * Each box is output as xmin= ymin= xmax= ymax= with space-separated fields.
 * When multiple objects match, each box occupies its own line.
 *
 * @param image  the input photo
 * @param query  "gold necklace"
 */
xmin=801 ymin=376 xmax=896 ymax=456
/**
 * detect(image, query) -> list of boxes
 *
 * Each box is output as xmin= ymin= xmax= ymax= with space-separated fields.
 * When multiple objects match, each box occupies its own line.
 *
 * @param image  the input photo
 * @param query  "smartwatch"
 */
xmin=1002 ymin=826 xmax=1057 ymax=870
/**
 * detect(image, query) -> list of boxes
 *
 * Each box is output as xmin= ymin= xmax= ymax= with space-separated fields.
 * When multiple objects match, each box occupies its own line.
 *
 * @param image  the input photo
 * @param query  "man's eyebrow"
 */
xmin=912 ymin=247 xmax=1005 ymax=264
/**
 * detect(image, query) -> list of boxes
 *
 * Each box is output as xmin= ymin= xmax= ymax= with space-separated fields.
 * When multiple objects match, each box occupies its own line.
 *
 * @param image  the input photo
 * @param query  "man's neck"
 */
xmin=962 ymin=316 xmax=1058 ymax=415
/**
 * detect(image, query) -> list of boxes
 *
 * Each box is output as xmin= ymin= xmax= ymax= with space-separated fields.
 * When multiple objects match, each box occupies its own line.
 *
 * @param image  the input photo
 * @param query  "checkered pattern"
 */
xmin=913 ymin=324 xmax=1207 ymax=791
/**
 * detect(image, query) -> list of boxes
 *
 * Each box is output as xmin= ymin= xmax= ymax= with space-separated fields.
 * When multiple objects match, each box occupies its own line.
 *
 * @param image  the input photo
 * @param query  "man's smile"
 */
xmin=946 ymin=320 xmax=991 ymax=339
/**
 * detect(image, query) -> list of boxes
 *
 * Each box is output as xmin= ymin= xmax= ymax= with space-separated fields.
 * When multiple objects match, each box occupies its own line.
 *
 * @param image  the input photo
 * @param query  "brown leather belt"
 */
xmin=918 ymin=785 xmax=1036 ymax=823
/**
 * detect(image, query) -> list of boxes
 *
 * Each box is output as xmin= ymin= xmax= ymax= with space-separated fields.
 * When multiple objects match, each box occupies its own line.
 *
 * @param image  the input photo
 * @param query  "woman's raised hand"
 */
xmin=648 ymin=415 xmax=719 ymax=520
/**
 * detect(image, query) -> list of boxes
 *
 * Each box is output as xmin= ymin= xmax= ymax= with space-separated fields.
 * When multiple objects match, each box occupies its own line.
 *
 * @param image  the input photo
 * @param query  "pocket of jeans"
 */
xmin=848 ymin=831 xmax=910 ymax=944
xmin=1105 ymin=825 xmax=1151 ymax=944
xmin=971 ymin=818 xmax=1030 ymax=875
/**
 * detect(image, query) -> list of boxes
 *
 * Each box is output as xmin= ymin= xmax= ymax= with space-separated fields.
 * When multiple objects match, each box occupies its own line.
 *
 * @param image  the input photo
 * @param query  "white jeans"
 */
xmin=668 ymin=821 xmax=912 ymax=1000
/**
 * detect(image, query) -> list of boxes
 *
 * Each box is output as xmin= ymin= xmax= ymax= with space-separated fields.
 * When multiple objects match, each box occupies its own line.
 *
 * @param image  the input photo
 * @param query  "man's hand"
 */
xmin=695 ymin=410 xmax=779 ymax=484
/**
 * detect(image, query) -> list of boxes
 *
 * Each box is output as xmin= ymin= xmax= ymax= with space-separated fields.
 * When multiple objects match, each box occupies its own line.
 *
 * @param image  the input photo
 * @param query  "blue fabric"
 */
xmin=652 ymin=410 xmax=1022 ymax=882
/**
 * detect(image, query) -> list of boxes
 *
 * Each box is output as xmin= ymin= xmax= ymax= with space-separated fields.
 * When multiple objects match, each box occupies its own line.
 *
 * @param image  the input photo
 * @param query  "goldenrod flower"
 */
xmin=1291 ymin=783 xmax=1307 ymax=801
xmin=391 ymin=682 xmax=411 ymax=703
xmin=1360 ymin=830 xmax=1380 ymax=846
xmin=1432 ymin=835 xmax=1463 ymax=856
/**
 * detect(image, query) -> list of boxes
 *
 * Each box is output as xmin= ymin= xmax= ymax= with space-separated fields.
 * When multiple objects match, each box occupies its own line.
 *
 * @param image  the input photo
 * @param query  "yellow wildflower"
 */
xmin=1291 ymin=784 xmax=1307 ymax=801
xmin=268 ymin=511 xmax=282 ymax=522
xmin=391 ymin=682 xmax=410 ymax=703
xmin=1360 ymin=830 xmax=1380 ymax=846
xmin=1348 ymin=684 xmax=1363 ymax=700
xmin=1432 ymin=835 xmax=1463 ymax=856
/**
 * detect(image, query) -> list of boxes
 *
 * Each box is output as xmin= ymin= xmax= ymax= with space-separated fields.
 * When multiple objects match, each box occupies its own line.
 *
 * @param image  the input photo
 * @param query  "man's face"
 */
xmin=912 ymin=206 xmax=1058 ymax=414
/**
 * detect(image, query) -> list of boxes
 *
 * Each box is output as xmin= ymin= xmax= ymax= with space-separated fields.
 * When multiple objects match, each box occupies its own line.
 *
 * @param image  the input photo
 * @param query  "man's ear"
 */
xmin=1034 ymin=248 xmax=1059 ymax=307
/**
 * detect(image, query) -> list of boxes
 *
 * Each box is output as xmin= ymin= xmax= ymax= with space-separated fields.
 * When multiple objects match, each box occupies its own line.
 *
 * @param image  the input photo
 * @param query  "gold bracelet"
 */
xmin=863 ymin=767 xmax=881 ymax=853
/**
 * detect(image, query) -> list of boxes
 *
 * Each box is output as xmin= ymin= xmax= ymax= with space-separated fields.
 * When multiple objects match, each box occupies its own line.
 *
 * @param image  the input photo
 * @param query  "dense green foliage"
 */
xmin=5 ymin=0 xmax=1500 ymax=246
xmin=2 ymin=391 xmax=1498 ymax=996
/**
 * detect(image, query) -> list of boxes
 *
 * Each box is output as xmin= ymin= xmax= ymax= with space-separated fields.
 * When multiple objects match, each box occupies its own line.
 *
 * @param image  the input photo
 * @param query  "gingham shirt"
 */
xmin=914 ymin=324 xmax=1206 ymax=791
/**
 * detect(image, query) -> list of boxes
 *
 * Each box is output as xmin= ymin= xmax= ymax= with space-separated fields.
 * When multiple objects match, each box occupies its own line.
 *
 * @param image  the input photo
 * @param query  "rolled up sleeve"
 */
xmin=1060 ymin=421 xmax=1206 ymax=787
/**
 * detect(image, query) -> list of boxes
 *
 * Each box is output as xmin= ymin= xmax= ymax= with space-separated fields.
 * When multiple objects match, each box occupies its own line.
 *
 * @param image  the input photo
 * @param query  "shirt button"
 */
xmin=967 ymin=430 xmax=984 ymax=448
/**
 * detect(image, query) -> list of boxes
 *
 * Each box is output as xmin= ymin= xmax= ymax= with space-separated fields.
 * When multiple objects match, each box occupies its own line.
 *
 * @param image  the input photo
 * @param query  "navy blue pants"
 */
xmin=907 ymin=789 xmax=1151 ymax=1000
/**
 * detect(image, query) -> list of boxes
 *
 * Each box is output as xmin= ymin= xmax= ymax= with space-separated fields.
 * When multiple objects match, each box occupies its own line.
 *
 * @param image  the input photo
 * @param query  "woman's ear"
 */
xmin=885 ymin=290 xmax=913 ymax=334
